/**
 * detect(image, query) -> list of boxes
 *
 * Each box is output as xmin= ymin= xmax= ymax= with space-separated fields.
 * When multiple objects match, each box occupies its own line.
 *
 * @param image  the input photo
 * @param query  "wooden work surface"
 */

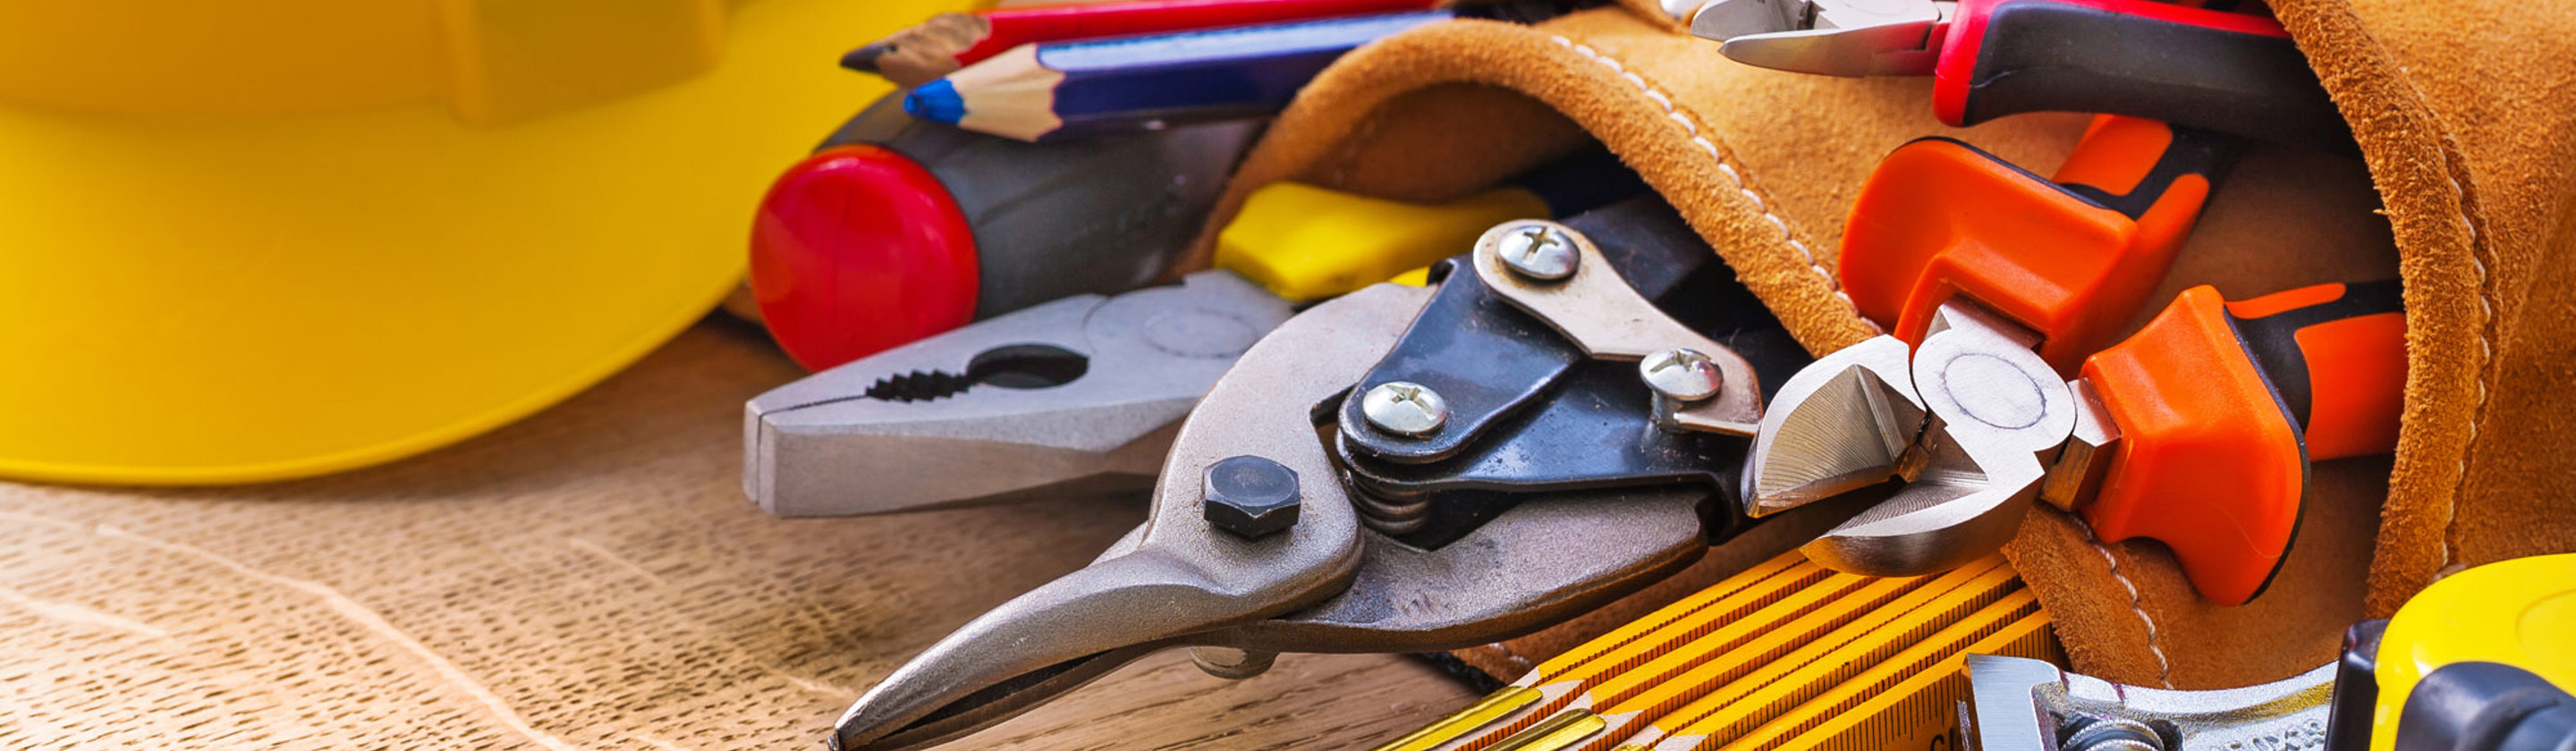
xmin=0 ymin=322 xmax=1475 ymax=749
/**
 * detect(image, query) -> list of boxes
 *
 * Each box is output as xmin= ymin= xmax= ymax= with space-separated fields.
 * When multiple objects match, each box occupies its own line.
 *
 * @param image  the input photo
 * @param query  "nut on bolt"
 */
xmin=1203 ymin=455 xmax=1301 ymax=538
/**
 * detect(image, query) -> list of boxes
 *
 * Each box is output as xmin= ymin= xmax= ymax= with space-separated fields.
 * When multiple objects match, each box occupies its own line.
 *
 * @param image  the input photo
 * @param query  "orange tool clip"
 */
xmin=1838 ymin=115 xmax=2241 ymax=375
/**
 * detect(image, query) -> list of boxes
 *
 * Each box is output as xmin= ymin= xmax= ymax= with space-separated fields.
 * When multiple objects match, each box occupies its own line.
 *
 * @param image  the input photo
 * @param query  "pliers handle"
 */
xmin=1700 ymin=0 xmax=2345 ymax=147
xmin=2069 ymin=279 xmax=2404 ymax=603
xmin=1934 ymin=0 xmax=2337 ymax=145
xmin=1842 ymin=115 xmax=2241 ymax=374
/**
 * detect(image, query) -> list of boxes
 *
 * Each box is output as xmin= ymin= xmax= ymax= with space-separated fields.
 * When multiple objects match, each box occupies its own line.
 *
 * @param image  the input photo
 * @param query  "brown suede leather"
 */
xmin=1173 ymin=0 xmax=2576 ymax=689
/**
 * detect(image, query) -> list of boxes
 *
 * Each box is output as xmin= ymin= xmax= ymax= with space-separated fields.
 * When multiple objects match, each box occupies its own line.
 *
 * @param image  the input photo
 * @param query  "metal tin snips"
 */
xmin=828 ymin=197 xmax=1850 ymax=751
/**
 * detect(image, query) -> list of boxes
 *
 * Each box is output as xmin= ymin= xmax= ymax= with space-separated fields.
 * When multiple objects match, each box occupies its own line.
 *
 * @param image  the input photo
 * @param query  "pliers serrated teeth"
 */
xmin=745 ymin=271 xmax=1292 ymax=518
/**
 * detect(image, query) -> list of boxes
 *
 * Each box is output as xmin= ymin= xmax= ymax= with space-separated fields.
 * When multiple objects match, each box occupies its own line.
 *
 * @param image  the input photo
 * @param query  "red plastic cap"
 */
xmin=750 ymin=145 xmax=979 ymax=371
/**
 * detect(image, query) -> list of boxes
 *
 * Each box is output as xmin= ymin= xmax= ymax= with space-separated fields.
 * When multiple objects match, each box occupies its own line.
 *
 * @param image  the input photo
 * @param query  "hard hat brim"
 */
xmin=0 ymin=0 xmax=970 ymax=485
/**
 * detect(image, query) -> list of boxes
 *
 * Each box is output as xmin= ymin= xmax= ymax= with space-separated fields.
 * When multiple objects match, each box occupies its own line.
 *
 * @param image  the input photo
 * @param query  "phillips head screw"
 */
xmin=1640 ymin=347 xmax=1726 ymax=402
xmin=1360 ymin=381 xmax=1450 ymax=436
xmin=1496 ymin=224 xmax=1578 ymax=281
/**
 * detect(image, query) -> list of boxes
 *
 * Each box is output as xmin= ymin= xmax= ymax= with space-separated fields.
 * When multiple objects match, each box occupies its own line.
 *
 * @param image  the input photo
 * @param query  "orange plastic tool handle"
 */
xmin=2080 ymin=281 xmax=2406 ymax=605
xmin=2224 ymin=280 xmax=2409 ymax=460
xmin=1839 ymin=115 xmax=2241 ymax=375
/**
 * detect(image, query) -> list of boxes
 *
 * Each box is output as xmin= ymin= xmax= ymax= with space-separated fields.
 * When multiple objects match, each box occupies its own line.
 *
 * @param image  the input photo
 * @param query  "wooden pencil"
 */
xmin=845 ymin=0 xmax=1445 ymax=87
xmin=905 ymin=5 xmax=1582 ymax=141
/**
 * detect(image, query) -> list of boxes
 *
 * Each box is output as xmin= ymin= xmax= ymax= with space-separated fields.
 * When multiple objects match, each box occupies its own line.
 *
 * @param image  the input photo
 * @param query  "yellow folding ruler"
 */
xmin=1374 ymin=552 xmax=2061 ymax=751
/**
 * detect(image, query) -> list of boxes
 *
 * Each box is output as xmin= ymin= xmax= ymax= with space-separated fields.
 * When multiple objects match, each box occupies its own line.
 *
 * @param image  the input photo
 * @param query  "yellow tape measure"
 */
xmin=2369 ymin=553 xmax=2576 ymax=751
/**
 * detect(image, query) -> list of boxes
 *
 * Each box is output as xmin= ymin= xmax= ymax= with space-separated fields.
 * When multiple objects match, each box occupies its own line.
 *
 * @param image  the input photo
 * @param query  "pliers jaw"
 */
xmin=1692 ymin=0 xmax=1953 ymax=77
xmin=1746 ymin=300 xmax=2074 ymax=576
xmin=745 ymin=272 xmax=1292 ymax=518
xmin=1741 ymin=335 xmax=1926 ymax=517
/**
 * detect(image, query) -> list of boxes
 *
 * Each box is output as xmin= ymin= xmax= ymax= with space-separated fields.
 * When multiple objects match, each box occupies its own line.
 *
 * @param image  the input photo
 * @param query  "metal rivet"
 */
xmin=1640 ymin=348 xmax=1725 ymax=402
xmin=1496 ymin=224 xmax=1578 ymax=281
xmin=1360 ymin=381 xmax=1450 ymax=436
xmin=1188 ymin=646 xmax=1278 ymax=679
xmin=1202 ymin=455 xmax=1301 ymax=539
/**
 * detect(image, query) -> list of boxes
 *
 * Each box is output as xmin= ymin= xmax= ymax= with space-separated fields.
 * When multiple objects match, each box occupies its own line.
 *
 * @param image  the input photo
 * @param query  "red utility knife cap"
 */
xmin=750 ymin=145 xmax=980 ymax=371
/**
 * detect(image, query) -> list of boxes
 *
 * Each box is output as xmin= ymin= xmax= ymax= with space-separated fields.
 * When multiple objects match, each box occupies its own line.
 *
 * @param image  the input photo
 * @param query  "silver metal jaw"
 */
xmin=1744 ymin=300 xmax=2075 ymax=577
xmin=745 ymin=271 xmax=1292 ymax=517
xmin=1693 ymin=0 xmax=1954 ymax=77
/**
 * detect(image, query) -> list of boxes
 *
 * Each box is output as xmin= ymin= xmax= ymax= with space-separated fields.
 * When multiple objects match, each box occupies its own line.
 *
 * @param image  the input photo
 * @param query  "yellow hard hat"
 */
xmin=0 ymin=0 xmax=972 ymax=485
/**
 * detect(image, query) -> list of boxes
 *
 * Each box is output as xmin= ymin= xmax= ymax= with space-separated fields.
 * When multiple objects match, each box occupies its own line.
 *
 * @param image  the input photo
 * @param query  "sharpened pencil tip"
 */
xmin=840 ymin=42 xmax=894 ymax=73
xmin=905 ymin=79 xmax=967 ymax=125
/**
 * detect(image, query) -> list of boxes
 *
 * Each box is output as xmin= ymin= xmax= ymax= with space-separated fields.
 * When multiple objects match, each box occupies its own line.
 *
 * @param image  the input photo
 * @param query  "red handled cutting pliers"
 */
xmin=1691 ymin=0 xmax=2347 ymax=148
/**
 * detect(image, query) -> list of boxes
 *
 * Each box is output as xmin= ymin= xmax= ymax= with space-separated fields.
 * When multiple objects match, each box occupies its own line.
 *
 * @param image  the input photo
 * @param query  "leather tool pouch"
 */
xmin=1171 ymin=0 xmax=2576 ymax=689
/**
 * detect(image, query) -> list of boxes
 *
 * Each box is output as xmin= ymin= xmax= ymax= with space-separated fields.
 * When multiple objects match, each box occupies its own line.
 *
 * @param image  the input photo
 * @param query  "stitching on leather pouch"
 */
xmin=1492 ymin=643 xmax=1537 ymax=673
xmin=2436 ymin=167 xmax=2489 ymax=573
xmin=2071 ymin=516 xmax=2173 ymax=688
xmin=1546 ymin=36 xmax=1880 ymax=333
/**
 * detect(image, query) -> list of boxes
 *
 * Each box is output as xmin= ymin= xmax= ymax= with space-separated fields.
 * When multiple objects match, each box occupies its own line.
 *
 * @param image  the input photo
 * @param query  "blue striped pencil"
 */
xmin=902 ymin=9 xmax=1499 ymax=142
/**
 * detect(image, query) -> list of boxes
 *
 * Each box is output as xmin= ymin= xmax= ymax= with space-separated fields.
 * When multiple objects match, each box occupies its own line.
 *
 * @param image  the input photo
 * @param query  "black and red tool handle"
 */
xmin=1935 ymin=0 xmax=2347 ymax=148
xmin=2080 ymin=280 xmax=2406 ymax=605
xmin=1842 ymin=115 xmax=2241 ymax=374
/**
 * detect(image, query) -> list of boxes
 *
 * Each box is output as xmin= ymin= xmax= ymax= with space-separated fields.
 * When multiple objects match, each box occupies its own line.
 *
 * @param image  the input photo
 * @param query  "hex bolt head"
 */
xmin=1640 ymin=348 xmax=1725 ymax=402
xmin=1202 ymin=455 xmax=1301 ymax=539
xmin=1495 ymin=224 xmax=1578 ymax=281
xmin=1360 ymin=381 xmax=1450 ymax=436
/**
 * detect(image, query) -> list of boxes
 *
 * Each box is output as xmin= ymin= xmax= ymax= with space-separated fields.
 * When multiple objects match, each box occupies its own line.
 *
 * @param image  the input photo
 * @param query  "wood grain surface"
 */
xmin=0 ymin=322 xmax=1475 ymax=749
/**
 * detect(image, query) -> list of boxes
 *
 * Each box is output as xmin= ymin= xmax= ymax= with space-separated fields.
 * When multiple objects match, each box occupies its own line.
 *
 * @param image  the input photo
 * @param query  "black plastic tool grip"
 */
xmin=2399 ymin=662 xmax=2576 ymax=751
xmin=1931 ymin=0 xmax=2349 ymax=148
xmin=2223 ymin=279 xmax=2406 ymax=460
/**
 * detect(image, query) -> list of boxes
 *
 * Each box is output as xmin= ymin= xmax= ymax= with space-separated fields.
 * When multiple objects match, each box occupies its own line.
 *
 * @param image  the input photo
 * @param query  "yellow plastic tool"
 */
xmin=2370 ymin=553 xmax=2576 ymax=751
xmin=1216 ymin=181 xmax=1552 ymax=301
xmin=0 ymin=0 xmax=972 ymax=484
